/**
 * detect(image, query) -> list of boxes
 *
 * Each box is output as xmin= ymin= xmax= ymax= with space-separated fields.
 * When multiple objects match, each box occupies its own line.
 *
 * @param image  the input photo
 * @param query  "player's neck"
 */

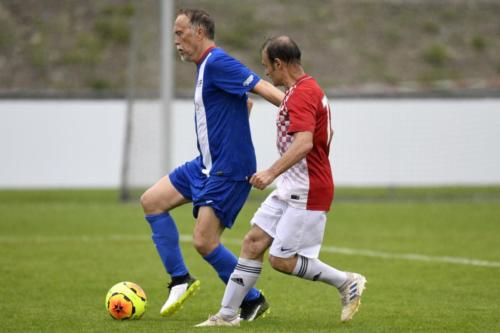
xmin=283 ymin=66 xmax=305 ymax=89
xmin=195 ymin=40 xmax=216 ymax=64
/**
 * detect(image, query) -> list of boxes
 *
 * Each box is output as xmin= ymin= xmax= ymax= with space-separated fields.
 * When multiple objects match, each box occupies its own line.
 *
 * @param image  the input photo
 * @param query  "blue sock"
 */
xmin=203 ymin=243 xmax=260 ymax=302
xmin=145 ymin=212 xmax=188 ymax=278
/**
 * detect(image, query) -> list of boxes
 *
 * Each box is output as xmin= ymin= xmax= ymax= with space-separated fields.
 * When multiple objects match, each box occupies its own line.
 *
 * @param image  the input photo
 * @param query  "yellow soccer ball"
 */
xmin=105 ymin=281 xmax=147 ymax=320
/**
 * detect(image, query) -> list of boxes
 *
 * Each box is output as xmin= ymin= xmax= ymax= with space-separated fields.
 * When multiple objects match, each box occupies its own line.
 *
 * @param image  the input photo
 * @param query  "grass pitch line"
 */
xmin=212 ymin=236 xmax=500 ymax=268
xmin=319 ymin=245 xmax=500 ymax=268
xmin=1 ymin=234 xmax=499 ymax=268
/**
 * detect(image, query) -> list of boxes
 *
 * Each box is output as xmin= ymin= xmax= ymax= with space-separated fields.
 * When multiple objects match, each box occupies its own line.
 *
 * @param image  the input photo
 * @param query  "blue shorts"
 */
xmin=169 ymin=157 xmax=252 ymax=229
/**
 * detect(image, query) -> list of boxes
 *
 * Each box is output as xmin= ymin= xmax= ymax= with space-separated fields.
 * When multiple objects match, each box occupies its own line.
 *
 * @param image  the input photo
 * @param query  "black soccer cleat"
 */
xmin=239 ymin=292 xmax=270 ymax=321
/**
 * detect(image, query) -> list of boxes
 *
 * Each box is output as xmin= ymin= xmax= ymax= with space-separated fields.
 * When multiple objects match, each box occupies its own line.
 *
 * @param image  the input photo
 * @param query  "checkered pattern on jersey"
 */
xmin=276 ymin=87 xmax=309 ymax=189
xmin=276 ymin=104 xmax=292 ymax=155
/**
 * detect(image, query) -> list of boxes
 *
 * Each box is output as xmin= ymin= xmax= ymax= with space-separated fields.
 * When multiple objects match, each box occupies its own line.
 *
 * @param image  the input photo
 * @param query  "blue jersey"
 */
xmin=193 ymin=47 xmax=260 ymax=180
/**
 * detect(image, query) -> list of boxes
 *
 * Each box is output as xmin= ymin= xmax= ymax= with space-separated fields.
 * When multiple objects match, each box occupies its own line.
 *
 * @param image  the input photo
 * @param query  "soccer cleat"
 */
xmin=339 ymin=272 xmax=367 ymax=322
xmin=195 ymin=314 xmax=241 ymax=327
xmin=239 ymin=293 xmax=270 ymax=321
xmin=160 ymin=275 xmax=200 ymax=317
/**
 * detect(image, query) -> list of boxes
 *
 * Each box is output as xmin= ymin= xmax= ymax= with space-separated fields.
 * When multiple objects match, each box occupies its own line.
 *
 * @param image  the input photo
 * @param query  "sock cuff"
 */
xmin=235 ymin=258 xmax=262 ymax=275
xmin=203 ymin=243 xmax=224 ymax=261
xmin=292 ymin=255 xmax=309 ymax=277
xmin=237 ymin=258 xmax=262 ymax=268
xmin=145 ymin=212 xmax=171 ymax=223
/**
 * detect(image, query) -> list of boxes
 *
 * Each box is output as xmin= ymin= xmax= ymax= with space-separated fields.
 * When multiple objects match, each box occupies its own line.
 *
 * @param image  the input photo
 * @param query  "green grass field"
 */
xmin=1 ymin=188 xmax=499 ymax=333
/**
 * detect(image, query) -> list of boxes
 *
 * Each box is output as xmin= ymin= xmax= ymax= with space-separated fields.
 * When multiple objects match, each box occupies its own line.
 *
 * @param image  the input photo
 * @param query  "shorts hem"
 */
xmin=268 ymin=249 xmax=296 ymax=259
xmin=193 ymin=202 xmax=232 ymax=229
xmin=168 ymin=174 xmax=192 ymax=201
xmin=251 ymin=219 xmax=275 ymax=239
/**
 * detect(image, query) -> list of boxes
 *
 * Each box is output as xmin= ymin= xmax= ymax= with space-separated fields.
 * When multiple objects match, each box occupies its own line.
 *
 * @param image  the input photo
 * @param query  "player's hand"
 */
xmin=249 ymin=169 xmax=275 ymax=190
xmin=247 ymin=97 xmax=254 ymax=116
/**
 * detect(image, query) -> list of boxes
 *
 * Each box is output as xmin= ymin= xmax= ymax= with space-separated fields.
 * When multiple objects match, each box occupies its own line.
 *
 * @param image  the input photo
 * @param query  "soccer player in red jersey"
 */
xmin=197 ymin=36 xmax=366 ymax=327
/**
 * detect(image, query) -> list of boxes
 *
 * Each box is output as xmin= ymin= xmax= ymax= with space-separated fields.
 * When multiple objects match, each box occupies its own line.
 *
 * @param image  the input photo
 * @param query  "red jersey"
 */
xmin=275 ymin=74 xmax=334 ymax=211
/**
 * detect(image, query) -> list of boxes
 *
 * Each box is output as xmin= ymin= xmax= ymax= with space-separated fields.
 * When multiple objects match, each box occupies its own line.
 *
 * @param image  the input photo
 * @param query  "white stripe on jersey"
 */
xmin=194 ymin=53 xmax=212 ymax=175
xmin=322 ymin=95 xmax=332 ymax=145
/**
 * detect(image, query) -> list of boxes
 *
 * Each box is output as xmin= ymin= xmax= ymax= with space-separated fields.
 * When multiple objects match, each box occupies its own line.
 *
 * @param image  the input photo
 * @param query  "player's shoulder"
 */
xmin=298 ymin=75 xmax=323 ymax=93
xmin=206 ymin=48 xmax=239 ymax=66
xmin=206 ymin=47 xmax=225 ymax=59
xmin=293 ymin=75 xmax=325 ymax=101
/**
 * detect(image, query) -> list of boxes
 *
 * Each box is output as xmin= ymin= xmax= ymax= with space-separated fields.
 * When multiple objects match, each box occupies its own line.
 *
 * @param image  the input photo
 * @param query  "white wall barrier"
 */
xmin=0 ymin=99 xmax=499 ymax=188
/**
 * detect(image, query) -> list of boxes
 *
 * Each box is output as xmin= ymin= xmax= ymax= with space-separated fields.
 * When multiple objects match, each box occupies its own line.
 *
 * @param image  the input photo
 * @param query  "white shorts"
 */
xmin=250 ymin=190 xmax=327 ymax=259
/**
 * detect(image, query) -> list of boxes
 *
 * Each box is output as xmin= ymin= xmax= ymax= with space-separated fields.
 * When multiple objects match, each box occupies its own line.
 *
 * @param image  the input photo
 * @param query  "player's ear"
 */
xmin=195 ymin=25 xmax=204 ymax=39
xmin=273 ymin=58 xmax=282 ymax=70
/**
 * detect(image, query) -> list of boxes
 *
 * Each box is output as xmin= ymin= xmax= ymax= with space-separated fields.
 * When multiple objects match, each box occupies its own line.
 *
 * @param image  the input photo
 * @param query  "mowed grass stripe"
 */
xmin=2 ymin=233 xmax=499 ymax=268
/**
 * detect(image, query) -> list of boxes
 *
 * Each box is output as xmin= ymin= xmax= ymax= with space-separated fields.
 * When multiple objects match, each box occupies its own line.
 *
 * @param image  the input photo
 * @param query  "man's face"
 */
xmin=261 ymin=49 xmax=282 ymax=86
xmin=174 ymin=14 xmax=199 ymax=62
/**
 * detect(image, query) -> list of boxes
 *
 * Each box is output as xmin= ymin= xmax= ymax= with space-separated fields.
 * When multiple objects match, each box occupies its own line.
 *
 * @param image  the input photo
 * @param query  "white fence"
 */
xmin=1 ymin=99 xmax=499 ymax=188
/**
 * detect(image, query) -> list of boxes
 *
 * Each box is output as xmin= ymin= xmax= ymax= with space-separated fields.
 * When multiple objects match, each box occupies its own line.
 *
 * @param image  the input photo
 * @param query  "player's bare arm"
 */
xmin=250 ymin=131 xmax=313 ymax=190
xmin=251 ymin=79 xmax=285 ymax=106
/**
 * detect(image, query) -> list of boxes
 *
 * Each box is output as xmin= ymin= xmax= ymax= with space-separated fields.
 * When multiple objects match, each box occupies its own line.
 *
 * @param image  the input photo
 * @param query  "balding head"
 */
xmin=177 ymin=8 xmax=215 ymax=40
xmin=261 ymin=36 xmax=301 ymax=65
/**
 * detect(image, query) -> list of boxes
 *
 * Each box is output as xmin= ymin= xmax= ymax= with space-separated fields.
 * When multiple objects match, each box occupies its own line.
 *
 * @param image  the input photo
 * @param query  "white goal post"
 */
xmin=120 ymin=0 xmax=174 ymax=201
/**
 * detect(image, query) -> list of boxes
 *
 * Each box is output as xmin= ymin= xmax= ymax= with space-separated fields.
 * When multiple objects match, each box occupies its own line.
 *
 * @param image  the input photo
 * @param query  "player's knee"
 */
xmin=242 ymin=233 xmax=258 ymax=255
xmin=268 ymin=255 xmax=294 ymax=274
xmin=140 ymin=191 xmax=154 ymax=213
xmin=140 ymin=190 xmax=164 ymax=215
xmin=191 ymin=237 xmax=205 ymax=255
xmin=192 ymin=233 xmax=216 ymax=256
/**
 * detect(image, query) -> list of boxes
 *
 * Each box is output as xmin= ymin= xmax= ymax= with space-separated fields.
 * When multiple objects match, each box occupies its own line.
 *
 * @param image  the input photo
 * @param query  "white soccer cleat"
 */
xmin=160 ymin=276 xmax=200 ymax=317
xmin=195 ymin=314 xmax=241 ymax=327
xmin=339 ymin=272 xmax=367 ymax=322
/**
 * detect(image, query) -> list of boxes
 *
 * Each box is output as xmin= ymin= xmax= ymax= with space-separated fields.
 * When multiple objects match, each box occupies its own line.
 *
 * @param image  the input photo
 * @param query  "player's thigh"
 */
xmin=141 ymin=175 xmax=189 ymax=214
xmin=271 ymin=207 xmax=326 ymax=259
xmin=192 ymin=206 xmax=224 ymax=255
xmin=193 ymin=177 xmax=251 ymax=229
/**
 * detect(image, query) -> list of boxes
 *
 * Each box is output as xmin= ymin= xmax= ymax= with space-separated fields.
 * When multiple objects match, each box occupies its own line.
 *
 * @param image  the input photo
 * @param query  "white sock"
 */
xmin=292 ymin=255 xmax=347 ymax=288
xmin=219 ymin=258 xmax=262 ymax=320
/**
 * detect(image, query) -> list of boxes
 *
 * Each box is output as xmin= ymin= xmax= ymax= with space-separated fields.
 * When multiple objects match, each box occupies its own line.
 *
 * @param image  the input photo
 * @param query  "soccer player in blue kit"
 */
xmin=140 ymin=9 xmax=284 ymax=320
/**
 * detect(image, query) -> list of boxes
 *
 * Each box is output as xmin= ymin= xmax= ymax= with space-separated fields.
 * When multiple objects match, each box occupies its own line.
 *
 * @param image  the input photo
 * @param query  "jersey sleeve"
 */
xmin=287 ymin=87 xmax=317 ymax=134
xmin=208 ymin=55 xmax=260 ymax=96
